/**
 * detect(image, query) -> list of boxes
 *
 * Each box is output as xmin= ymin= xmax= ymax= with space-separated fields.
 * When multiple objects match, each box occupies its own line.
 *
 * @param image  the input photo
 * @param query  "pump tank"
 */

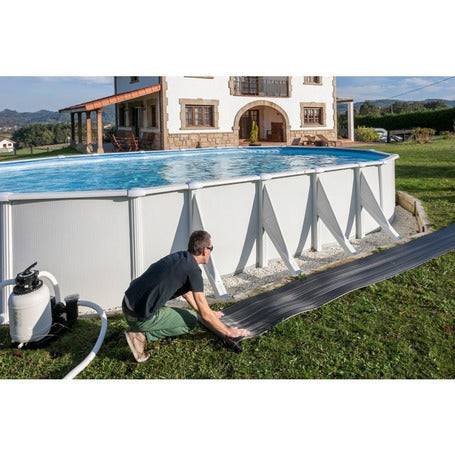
xmin=8 ymin=263 xmax=52 ymax=344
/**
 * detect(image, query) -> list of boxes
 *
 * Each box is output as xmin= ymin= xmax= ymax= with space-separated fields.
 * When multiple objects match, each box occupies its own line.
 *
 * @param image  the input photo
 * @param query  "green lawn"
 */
xmin=0 ymin=144 xmax=81 ymax=162
xmin=0 ymin=138 xmax=454 ymax=379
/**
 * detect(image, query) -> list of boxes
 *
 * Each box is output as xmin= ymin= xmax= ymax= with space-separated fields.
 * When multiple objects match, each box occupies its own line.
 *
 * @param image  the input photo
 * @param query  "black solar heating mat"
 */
xmin=215 ymin=224 xmax=455 ymax=352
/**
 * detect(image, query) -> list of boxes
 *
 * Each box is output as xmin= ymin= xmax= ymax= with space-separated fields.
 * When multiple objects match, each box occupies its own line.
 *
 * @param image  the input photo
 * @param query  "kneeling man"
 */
xmin=123 ymin=230 xmax=249 ymax=362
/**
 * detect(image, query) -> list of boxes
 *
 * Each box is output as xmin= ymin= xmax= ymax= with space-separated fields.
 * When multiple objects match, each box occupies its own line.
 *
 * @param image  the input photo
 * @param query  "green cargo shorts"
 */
xmin=124 ymin=305 xmax=199 ymax=342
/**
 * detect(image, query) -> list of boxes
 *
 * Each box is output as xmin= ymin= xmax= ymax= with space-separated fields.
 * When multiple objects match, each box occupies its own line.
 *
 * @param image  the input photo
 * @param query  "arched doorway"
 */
xmin=233 ymin=101 xmax=290 ymax=144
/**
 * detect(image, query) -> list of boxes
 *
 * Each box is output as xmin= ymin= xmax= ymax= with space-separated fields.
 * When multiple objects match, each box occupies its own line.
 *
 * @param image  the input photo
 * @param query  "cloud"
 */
xmin=337 ymin=76 xmax=455 ymax=101
xmin=36 ymin=76 xmax=113 ymax=85
xmin=77 ymin=77 xmax=113 ymax=85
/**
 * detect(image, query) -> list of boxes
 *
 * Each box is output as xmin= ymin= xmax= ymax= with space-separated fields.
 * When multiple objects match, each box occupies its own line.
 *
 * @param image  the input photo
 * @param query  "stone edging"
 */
xmin=396 ymin=190 xmax=432 ymax=233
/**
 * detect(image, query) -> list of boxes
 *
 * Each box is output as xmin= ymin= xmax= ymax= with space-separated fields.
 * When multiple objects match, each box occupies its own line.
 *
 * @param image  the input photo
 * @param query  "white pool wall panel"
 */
xmin=197 ymin=181 xmax=258 ymax=274
xmin=141 ymin=190 xmax=189 ymax=275
xmin=264 ymin=174 xmax=312 ymax=260
xmin=317 ymin=169 xmax=356 ymax=243
xmin=11 ymin=198 xmax=131 ymax=312
xmin=382 ymin=159 xmax=396 ymax=216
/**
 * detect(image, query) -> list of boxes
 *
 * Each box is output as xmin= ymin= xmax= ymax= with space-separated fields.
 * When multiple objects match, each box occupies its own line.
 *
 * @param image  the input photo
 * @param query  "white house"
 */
xmin=60 ymin=76 xmax=355 ymax=152
xmin=0 ymin=138 xmax=15 ymax=153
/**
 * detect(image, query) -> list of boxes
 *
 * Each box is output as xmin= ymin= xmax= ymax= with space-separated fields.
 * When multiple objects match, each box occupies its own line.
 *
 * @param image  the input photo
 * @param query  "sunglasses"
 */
xmin=206 ymin=245 xmax=214 ymax=251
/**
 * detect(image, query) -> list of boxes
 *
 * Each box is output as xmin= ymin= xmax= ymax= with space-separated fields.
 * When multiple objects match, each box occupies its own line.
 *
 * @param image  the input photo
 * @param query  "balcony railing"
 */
xmin=231 ymin=77 xmax=290 ymax=97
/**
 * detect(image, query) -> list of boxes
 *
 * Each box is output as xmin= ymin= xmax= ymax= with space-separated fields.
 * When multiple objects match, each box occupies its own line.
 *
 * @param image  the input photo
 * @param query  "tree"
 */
xmin=423 ymin=100 xmax=448 ymax=110
xmin=53 ymin=123 xmax=71 ymax=143
xmin=358 ymin=101 xmax=381 ymax=116
xmin=388 ymin=101 xmax=409 ymax=114
xmin=11 ymin=123 xmax=69 ymax=152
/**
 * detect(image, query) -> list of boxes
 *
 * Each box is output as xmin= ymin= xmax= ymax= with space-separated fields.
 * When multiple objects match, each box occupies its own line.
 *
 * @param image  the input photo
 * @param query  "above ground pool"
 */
xmin=0 ymin=146 xmax=398 ymax=318
xmin=0 ymin=146 xmax=387 ymax=193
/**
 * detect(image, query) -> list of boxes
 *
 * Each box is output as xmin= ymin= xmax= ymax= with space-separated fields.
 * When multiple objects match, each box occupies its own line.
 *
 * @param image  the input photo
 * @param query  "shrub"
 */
xmin=411 ymin=127 xmax=435 ymax=143
xmin=354 ymin=127 xmax=380 ymax=142
xmin=355 ymin=107 xmax=455 ymax=132
xmin=439 ymin=130 xmax=454 ymax=139
xmin=249 ymin=120 xmax=259 ymax=144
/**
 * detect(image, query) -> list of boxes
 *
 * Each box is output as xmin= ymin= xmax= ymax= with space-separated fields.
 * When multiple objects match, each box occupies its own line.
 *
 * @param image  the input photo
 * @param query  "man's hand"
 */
xmin=227 ymin=327 xmax=251 ymax=338
xmin=192 ymin=291 xmax=251 ymax=339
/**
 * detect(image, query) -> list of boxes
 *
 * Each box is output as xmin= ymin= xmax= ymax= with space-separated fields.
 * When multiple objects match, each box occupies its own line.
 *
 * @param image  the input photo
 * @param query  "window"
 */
xmin=130 ymin=77 xmax=139 ymax=84
xmin=240 ymin=76 xmax=259 ymax=95
xmin=303 ymin=107 xmax=323 ymax=124
xmin=179 ymin=99 xmax=219 ymax=129
xmin=231 ymin=77 xmax=290 ymax=97
xmin=185 ymin=105 xmax=214 ymax=127
xmin=148 ymin=104 xmax=157 ymax=128
xmin=304 ymin=76 xmax=322 ymax=85
xmin=300 ymin=103 xmax=326 ymax=127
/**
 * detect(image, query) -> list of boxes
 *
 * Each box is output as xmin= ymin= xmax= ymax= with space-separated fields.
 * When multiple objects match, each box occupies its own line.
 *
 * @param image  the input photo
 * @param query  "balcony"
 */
xmin=231 ymin=77 xmax=290 ymax=97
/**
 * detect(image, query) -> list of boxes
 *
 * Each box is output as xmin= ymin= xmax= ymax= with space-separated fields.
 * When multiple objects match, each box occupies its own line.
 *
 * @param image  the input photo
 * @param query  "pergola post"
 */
xmin=347 ymin=101 xmax=355 ymax=142
xmin=96 ymin=109 xmax=104 ymax=154
xmin=142 ymin=101 xmax=148 ymax=129
xmin=70 ymin=113 xmax=76 ymax=146
xmin=125 ymin=106 xmax=130 ymax=128
xmin=85 ymin=111 xmax=93 ymax=153
xmin=77 ymin=112 xmax=83 ymax=144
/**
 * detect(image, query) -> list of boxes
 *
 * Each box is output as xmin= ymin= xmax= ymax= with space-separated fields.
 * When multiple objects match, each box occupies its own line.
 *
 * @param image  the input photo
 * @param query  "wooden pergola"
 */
xmin=59 ymin=83 xmax=161 ymax=153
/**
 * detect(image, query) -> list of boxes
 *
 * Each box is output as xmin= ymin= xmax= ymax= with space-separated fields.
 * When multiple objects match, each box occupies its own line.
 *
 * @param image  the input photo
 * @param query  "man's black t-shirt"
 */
xmin=124 ymin=251 xmax=204 ymax=321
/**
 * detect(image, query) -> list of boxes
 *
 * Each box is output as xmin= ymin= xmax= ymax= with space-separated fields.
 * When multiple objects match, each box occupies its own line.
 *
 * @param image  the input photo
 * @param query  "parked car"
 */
xmin=373 ymin=128 xmax=404 ymax=142
xmin=373 ymin=128 xmax=388 ymax=142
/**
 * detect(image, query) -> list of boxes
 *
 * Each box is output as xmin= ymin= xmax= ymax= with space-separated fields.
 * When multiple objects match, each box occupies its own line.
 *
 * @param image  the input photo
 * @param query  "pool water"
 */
xmin=0 ymin=147 xmax=386 ymax=193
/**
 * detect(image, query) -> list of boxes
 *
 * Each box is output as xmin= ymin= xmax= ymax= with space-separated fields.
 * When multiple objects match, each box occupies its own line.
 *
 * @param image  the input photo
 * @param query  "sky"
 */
xmin=337 ymin=76 xmax=455 ymax=102
xmin=0 ymin=76 xmax=454 ymax=112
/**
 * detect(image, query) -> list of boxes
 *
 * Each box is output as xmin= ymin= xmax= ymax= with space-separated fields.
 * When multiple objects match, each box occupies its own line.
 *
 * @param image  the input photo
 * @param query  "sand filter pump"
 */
xmin=1 ymin=262 xmax=107 ymax=379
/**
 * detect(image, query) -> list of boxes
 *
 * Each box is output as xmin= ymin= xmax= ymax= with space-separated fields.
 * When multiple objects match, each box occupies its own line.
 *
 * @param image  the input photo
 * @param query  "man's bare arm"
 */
xmin=181 ymin=291 xmax=199 ymax=312
xmin=191 ymin=291 xmax=250 ymax=338
xmin=182 ymin=291 xmax=224 ymax=319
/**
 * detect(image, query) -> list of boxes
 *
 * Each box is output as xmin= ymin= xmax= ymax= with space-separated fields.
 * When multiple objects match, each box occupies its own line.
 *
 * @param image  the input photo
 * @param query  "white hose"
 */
xmin=0 ymin=279 xmax=16 ymax=288
xmin=63 ymin=299 xmax=108 ymax=380
xmin=38 ymin=271 xmax=61 ymax=304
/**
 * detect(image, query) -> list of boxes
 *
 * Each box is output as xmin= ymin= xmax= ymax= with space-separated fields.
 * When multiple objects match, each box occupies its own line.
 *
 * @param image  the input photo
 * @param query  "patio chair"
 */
xmin=111 ymin=131 xmax=139 ymax=152
xmin=291 ymin=138 xmax=301 ymax=146
xmin=140 ymin=132 xmax=156 ymax=150
xmin=302 ymin=135 xmax=317 ymax=146
xmin=316 ymin=134 xmax=337 ymax=147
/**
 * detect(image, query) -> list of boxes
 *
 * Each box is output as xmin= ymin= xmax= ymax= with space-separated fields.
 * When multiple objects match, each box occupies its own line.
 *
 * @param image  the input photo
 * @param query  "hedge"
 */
xmin=355 ymin=108 xmax=455 ymax=132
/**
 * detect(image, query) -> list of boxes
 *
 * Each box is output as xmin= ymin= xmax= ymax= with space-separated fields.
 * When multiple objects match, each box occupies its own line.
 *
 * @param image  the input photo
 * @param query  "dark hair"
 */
xmin=188 ymin=230 xmax=211 ymax=255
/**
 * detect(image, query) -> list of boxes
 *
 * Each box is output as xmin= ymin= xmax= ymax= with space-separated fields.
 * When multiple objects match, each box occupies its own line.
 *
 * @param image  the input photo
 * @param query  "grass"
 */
xmin=0 ymin=138 xmax=454 ymax=379
xmin=0 ymin=144 xmax=81 ymax=162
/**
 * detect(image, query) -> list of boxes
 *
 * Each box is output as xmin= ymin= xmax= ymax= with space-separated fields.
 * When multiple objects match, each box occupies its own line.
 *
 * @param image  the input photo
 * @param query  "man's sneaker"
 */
xmin=124 ymin=331 xmax=150 ymax=363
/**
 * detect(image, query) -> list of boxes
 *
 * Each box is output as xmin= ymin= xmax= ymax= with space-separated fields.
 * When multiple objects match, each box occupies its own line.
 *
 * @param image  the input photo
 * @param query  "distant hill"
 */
xmin=0 ymin=105 xmax=115 ymax=129
xmin=337 ymin=99 xmax=455 ymax=113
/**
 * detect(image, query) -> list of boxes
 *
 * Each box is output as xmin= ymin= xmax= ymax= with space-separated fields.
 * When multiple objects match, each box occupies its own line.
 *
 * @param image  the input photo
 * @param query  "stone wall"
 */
xmin=167 ymin=132 xmax=238 ymax=149
xmin=164 ymin=128 xmax=338 ymax=149
xmin=289 ymin=129 xmax=337 ymax=143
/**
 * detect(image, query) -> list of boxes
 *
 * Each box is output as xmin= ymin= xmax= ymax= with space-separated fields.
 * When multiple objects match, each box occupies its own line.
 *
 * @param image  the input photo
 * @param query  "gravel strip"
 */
xmin=198 ymin=204 xmax=420 ymax=304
